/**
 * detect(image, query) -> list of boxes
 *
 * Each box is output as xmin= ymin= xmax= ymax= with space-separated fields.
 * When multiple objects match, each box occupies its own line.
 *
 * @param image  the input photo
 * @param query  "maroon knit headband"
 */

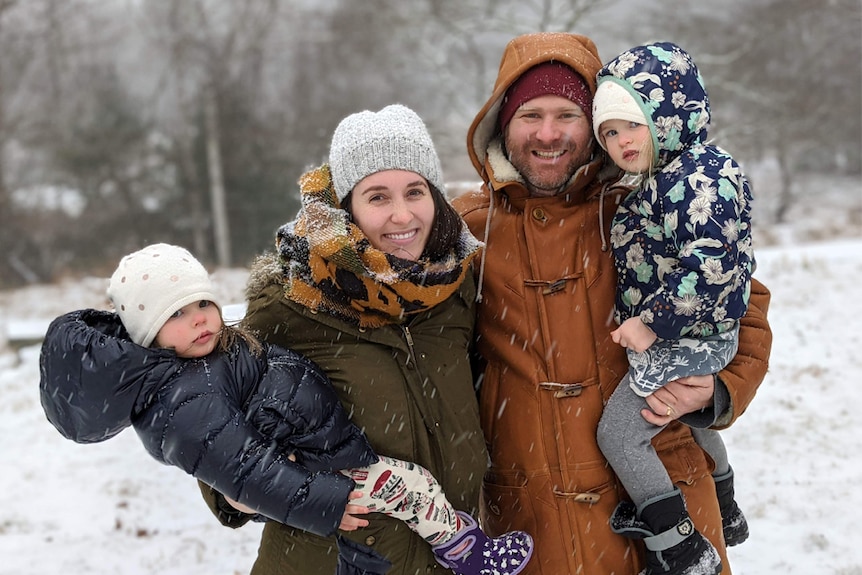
xmin=498 ymin=62 xmax=592 ymax=131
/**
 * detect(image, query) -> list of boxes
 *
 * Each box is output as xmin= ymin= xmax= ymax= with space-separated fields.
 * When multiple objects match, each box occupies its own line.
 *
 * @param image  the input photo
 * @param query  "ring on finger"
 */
xmin=666 ymin=405 xmax=674 ymax=417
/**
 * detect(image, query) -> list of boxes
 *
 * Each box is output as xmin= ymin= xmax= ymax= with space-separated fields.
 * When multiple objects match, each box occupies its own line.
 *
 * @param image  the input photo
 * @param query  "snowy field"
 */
xmin=2 ymin=176 xmax=861 ymax=574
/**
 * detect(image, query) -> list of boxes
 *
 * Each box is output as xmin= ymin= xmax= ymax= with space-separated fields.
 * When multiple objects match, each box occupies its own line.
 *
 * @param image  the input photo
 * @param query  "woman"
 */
xmin=200 ymin=104 xmax=491 ymax=575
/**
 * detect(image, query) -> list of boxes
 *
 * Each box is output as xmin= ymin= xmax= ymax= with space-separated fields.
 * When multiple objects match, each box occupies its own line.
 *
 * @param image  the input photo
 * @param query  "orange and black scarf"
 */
xmin=276 ymin=164 xmax=482 ymax=328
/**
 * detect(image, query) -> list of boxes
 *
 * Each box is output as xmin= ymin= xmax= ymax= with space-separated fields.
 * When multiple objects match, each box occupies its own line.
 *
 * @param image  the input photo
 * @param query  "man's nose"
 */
xmin=535 ymin=118 xmax=561 ymax=141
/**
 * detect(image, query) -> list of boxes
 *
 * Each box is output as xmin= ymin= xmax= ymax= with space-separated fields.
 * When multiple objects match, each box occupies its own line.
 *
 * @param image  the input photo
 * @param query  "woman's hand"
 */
xmin=339 ymin=491 xmax=371 ymax=531
xmin=224 ymin=495 xmax=258 ymax=515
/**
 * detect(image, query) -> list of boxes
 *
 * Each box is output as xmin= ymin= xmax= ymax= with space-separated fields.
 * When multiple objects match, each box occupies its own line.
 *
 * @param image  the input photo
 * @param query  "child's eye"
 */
xmin=199 ymin=300 xmax=212 ymax=309
xmin=170 ymin=309 xmax=183 ymax=319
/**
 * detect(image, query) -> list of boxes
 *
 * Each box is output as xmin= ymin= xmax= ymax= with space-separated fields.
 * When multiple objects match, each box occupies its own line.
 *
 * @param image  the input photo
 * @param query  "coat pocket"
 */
xmin=656 ymin=428 xmax=714 ymax=485
xmin=480 ymin=469 xmax=537 ymax=536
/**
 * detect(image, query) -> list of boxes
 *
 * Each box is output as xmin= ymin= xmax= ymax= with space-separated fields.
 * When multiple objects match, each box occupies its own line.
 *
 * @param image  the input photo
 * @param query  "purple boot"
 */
xmin=432 ymin=511 xmax=533 ymax=575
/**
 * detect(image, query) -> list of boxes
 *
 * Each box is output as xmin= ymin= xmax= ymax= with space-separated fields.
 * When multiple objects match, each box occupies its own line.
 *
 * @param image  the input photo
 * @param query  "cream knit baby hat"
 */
xmin=328 ymin=104 xmax=445 ymax=203
xmin=107 ymin=243 xmax=219 ymax=347
xmin=592 ymin=79 xmax=648 ymax=150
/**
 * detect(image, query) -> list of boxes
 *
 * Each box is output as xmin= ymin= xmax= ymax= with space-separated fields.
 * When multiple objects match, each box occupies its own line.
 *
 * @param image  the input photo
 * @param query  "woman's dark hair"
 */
xmin=342 ymin=182 xmax=463 ymax=262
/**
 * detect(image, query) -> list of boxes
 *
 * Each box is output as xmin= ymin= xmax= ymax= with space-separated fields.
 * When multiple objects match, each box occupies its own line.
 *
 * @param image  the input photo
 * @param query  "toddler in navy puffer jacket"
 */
xmin=39 ymin=243 xmax=533 ymax=575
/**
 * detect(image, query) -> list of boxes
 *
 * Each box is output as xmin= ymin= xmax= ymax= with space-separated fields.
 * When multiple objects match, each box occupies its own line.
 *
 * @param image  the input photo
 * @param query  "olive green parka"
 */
xmin=200 ymin=254 xmax=487 ymax=575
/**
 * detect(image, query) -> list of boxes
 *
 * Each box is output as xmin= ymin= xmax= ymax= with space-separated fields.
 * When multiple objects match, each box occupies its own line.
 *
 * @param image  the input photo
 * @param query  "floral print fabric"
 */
xmin=598 ymin=42 xmax=755 ymax=342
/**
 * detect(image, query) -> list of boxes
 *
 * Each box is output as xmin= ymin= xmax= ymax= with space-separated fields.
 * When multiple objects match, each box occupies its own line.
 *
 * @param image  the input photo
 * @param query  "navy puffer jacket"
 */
xmin=39 ymin=308 xmax=378 ymax=538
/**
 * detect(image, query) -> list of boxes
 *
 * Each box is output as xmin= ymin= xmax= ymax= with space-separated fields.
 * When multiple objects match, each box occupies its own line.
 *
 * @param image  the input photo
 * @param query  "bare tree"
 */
xmin=310 ymin=0 xmax=615 ymax=180
xmin=644 ymin=0 xmax=862 ymax=223
xmin=137 ymin=0 xmax=281 ymax=267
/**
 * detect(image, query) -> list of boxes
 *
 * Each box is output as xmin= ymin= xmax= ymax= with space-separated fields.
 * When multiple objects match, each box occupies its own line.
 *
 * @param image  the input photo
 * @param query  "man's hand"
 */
xmin=611 ymin=317 xmax=657 ymax=353
xmin=642 ymin=374 xmax=715 ymax=425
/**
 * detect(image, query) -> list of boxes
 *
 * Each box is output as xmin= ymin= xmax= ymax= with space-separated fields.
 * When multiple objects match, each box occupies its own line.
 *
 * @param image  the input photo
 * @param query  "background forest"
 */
xmin=0 ymin=0 xmax=859 ymax=287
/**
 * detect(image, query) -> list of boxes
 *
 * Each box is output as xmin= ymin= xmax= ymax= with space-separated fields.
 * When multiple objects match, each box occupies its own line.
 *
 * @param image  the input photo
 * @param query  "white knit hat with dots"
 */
xmin=107 ymin=243 xmax=219 ymax=347
xmin=592 ymin=80 xmax=648 ymax=150
xmin=328 ymin=104 xmax=445 ymax=203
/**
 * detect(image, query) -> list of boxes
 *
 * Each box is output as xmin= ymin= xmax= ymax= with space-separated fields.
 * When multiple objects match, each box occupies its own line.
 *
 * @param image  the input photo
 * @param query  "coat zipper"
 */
xmin=402 ymin=324 xmax=417 ymax=367
xmin=401 ymin=324 xmax=442 ymax=437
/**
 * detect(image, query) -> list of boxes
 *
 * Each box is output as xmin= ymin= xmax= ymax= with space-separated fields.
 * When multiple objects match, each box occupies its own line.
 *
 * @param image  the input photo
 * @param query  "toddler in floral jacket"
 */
xmin=592 ymin=42 xmax=754 ymax=575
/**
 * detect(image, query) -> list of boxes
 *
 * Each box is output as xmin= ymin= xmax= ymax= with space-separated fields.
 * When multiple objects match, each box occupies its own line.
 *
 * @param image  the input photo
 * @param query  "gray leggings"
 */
xmin=597 ymin=379 xmax=730 ymax=505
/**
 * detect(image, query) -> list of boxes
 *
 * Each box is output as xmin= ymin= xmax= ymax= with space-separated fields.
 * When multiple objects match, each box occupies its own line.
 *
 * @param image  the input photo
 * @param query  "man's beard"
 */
xmin=505 ymin=137 xmax=592 ymax=196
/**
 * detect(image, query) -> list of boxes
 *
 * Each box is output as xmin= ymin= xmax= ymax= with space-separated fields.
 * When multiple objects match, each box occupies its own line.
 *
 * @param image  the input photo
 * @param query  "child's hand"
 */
xmin=339 ymin=491 xmax=370 ymax=531
xmin=611 ymin=317 xmax=657 ymax=353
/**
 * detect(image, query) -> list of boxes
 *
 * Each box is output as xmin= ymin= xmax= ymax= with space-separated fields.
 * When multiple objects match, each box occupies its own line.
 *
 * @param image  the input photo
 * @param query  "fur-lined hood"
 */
xmin=466 ymin=32 xmax=610 ymax=200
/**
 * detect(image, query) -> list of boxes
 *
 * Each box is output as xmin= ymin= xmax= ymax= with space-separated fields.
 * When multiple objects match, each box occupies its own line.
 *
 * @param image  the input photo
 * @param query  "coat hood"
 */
xmin=39 ymin=309 xmax=177 ymax=443
xmin=467 ymin=32 xmax=604 ymax=183
xmin=596 ymin=42 xmax=711 ymax=169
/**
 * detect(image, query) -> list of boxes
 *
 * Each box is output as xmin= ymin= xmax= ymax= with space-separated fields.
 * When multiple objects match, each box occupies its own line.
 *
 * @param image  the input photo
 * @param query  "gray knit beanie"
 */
xmin=107 ymin=243 xmax=219 ymax=347
xmin=328 ymin=104 xmax=445 ymax=202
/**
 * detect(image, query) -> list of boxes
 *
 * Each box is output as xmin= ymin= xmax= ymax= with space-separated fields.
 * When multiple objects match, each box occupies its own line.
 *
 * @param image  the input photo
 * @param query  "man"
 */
xmin=452 ymin=32 xmax=772 ymax=575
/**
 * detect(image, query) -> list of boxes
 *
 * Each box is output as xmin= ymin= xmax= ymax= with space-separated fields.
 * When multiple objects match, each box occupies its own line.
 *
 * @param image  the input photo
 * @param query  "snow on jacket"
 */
xmin=599 ymin=41 xmax=755 ymax=339
xmin=39 ymin=308 xmax=378 ymax=538
xmin=452 ymin=32 xmax=773 ymax=575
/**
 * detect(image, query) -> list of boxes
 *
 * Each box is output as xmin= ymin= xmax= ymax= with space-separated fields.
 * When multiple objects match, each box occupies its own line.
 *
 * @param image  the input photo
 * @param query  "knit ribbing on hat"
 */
xmin=328 ymin=104 xmax=445 ymax=203
xmin=592 ymin=79 xmax=649 ymax=150
xmin=106 ymin=243 xmax=219 ymax=347
xmin=498 ymin=62 xmax=593 ymax=131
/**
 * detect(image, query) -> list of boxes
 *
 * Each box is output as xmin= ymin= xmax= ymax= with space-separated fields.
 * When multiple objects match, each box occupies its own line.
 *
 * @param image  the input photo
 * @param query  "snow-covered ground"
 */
xmin=2 ymin=176 xmax=861 ymax=573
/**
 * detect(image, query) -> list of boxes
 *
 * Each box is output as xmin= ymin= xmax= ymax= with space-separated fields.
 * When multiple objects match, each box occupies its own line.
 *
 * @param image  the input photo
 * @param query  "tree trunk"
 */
xmin=774 ymin=141 xmax=794 ymax=224
xmin=203 ymin=83 xmax=231 ymax=267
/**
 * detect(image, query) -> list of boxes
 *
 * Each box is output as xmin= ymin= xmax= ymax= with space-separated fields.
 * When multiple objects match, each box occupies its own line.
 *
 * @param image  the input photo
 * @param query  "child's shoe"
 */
xmin=432 ymin=511 xmax=533 ymax=575
xmin=714 ymin=467 xmax=749 ymax=546
xmin=610 ymin=488 xmax=721 ymax=575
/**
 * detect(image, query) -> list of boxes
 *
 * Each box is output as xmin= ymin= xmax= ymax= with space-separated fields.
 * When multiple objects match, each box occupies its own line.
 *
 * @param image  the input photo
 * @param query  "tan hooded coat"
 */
xmin=452 ymin=33 xmax=772 ymax=575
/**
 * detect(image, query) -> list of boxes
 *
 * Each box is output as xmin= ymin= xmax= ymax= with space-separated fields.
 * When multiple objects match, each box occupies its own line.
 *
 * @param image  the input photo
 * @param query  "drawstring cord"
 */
xmin=475 ymin=188 xmax=495 ymax=303
xmin=598 ymin=184 xmax=608 ymax=252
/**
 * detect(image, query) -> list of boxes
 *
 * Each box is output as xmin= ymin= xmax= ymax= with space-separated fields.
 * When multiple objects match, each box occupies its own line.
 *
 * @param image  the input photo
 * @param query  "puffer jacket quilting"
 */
xmin=40 ymin=308 xmax=377 ymax=538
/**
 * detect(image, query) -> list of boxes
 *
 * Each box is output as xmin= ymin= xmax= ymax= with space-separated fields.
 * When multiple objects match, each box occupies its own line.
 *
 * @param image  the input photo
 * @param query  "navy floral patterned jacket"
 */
xmin=598 ymin=42 xmax=755 ymax=340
